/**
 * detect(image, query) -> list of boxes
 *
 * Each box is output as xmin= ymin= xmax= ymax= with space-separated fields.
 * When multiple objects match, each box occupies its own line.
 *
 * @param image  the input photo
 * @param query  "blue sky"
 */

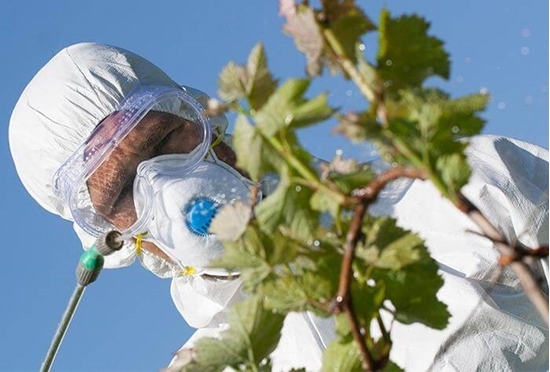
xmin=0 ymin=1 xmax=547 ymax=371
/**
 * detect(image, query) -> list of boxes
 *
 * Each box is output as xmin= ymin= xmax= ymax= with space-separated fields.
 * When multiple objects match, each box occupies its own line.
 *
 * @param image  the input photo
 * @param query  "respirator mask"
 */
xmin=54 ymin=84 xmax=254 ymax=274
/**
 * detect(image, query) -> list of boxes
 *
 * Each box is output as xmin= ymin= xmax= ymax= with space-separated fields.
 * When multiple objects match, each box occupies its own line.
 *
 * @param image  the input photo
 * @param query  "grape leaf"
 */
xmin=233 ymin=114 xmax=282 ymax=181
xmin=246 ymin=43 xmax=278 ymax=110
xmin=326 ymin=4 xmax=376 ymax=65
xmin=218 ymin=61 xmax=247 ymax=103
xmin=322 ymin=337 xmax=363 ymax=372
xmin=281 ymin=3 xmax=325 ymax=76
xmin=209 ymin=201 xmax=252 ymax=242
xmin=255 ymin=78 xmax=333 ymax=136
xmin=255 ymin=166 xmax=320 ymax=241
xmin=218 ymin=43 xmax=277 ymax=110
xmin=357 ymin=217 xmax=424 ymax=271
xmin=182 ymin=296 xmax=285 ymax=371
xmin=354 ymin=217 xmax=450 ymax=329
xmin=377 ymin=9 xmax=450 ymax=93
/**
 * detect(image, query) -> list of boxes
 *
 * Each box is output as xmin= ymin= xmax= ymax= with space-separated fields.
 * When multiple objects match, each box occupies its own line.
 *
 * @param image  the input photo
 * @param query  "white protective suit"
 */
xmin=9 ymin=43 xmax=549 ymax=371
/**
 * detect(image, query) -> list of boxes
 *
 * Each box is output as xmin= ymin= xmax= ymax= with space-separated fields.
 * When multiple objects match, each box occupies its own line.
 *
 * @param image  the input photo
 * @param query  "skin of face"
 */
xmin=86 ymin=110 xmax=238 ymax=263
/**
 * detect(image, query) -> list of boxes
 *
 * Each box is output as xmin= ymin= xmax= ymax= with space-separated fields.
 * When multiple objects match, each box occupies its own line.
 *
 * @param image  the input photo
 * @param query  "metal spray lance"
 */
xmin=40 ymin=231 xmax=124 ymax=372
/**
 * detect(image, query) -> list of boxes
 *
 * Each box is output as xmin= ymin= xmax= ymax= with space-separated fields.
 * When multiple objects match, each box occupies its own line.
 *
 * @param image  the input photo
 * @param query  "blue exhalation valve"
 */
xmin=185 ymin=197 xmax=219 ymax=236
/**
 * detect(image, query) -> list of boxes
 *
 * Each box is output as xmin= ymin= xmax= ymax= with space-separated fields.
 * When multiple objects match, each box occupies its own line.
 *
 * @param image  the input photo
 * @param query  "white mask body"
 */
xmin=134 ymin=154 xmax=252 ymax=272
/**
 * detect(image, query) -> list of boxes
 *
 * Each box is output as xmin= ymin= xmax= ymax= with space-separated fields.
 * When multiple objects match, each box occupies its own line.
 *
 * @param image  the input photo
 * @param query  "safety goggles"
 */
xmin=54 ymin=84 xmax=212 ymax=239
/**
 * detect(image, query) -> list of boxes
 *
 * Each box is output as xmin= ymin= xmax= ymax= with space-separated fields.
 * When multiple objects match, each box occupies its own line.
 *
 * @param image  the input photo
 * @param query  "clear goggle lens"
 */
xmin=54 ymin=85 xmax=212 ymax=238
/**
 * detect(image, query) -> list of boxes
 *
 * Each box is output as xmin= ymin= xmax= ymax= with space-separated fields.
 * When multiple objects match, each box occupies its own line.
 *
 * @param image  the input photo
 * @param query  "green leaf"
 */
xmin=255 ymin=79 xmax=333 ymax=136
xmin=210 ymin=226 xmax=298 ymax=289
xmin=355 ymin=217 xmax=450 ymax=329
xmin=246 ymin=43 xmax=278 ymax=110
xmin=357 ymin=217 xmax=424 ymax=271
xmin=255 ymin=167 xmax=319 ymax=241
xmin=310 ymin=189 xmax=341 ymax=217
xmin=233 ymin=114 xmax=281 ymax=181
xmin=291 ymin=92 xmax=335 ymax=128
xmin=209 ymin=201 xmax=252 ymax=242
xmin=329 ymin=5 xmax=376 ymax=65
xmin=260 ymin=271 xmax=333 ymax=314
xmin=436 ymin=152 xmax=471 ymax=197
xmin=377 ymin=9 xmax=450 ymax=93
xmin=381 ymin=361 xmax=404 ymax=371
xmin=186 ymin=296 xmax=285 ymax=371
xmin=218 ymin=43 xmax=277 ymax=110
xmin=281 ymin=4 xmax=325 ymax=76
xmin=322 ymin=337 xmax=363 ymax=372
xmin=366 ymin=88 xmax=487 ymax=200
xmin=218 ymin=61 xmax=247 ymax=103
xmin=372 ymin=255 xmax=449 ymax=329
xmin=334 ymin=109 xmax=380 ymax=143
xmin=329 ymin=166 xmax=376 ymax=194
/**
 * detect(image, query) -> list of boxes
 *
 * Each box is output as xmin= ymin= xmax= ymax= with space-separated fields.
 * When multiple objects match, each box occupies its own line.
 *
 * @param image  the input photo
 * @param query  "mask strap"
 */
xmin=209 ymin=133 xmax=225 ymax=150
xmin=180 ymin=266 xmax=197 ymax=276
xmin=135 ymin=233 xmax=147 ymax=256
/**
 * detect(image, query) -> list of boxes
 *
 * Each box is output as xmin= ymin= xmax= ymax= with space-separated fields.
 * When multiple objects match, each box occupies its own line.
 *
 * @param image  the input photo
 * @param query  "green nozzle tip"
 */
xmin=80 ymin=249 xmax=105 ymax=271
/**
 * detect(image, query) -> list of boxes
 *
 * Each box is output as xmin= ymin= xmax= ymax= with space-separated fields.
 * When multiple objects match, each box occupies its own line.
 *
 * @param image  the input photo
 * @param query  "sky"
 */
xmin=0 ymin=1 xmax=547 ymax=371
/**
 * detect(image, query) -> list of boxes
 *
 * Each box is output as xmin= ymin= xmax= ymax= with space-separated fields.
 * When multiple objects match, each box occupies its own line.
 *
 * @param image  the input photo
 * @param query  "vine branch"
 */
xmin=332 ymin=167 xmax=428 ymax=371
xmin=458 ymin=195 xmax=549 ymax=326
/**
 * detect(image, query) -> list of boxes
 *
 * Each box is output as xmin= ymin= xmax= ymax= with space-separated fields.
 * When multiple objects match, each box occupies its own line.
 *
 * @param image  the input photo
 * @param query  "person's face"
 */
xmin=86 ymin=110 xmax=237 ymax=262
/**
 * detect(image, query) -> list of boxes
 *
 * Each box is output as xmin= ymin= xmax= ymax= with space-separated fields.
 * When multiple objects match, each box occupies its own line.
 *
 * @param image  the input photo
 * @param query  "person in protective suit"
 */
xmin=9 ymin=43 xmax=549 ymax=371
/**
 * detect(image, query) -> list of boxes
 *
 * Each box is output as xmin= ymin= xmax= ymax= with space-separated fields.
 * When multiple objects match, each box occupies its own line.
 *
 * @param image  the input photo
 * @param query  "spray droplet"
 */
xmin=385 ymin=59 xmax=393 ymax=66
xmin=521 ymin=28 xmax=531 ymax=38
xmin=295 ymin=185 xmax=302 ymax=192
xmin=497 ymin=102 xmax=506 ymax=110
xmin=249 ymin=109 xmax=256 ymax=116
xmin=452 ymin=126 xmax=460 ymax=133
xmin=284 ymin=115 xmax=294 ymax=124
xmin=359 ymin=43 xmax=366 ymax=51
xmin=479 ymin=86 xmax=489 ymax=95
xmin=230 ymin=188 xmax=237 ymax=193
xmin=335 ymin=149 xmax=343 ymax=156
xmin=313 ymin=240 xmax=320 ymax=247
xmin=521 ymin=47 xmax=530 ymax=56
xmin=346 ymin=90 xmax=352 ymax=96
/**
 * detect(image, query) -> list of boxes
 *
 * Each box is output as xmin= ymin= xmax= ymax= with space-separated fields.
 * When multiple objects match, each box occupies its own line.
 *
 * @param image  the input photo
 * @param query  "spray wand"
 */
xmin=40 ymin=231 xmax=123 ymax=372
